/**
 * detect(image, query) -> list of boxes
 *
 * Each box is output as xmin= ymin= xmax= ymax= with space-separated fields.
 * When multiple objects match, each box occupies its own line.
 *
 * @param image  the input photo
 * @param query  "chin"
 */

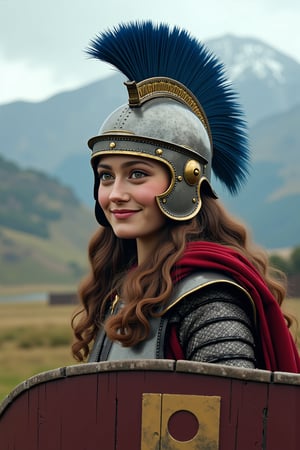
xmin=112 ymin=229 xmax=137 ymax=239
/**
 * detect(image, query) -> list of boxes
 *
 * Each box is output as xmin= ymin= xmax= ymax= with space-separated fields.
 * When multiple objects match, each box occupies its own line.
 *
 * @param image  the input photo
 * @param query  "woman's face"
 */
xmin=97 ymin=155 xmax=170 ymax=241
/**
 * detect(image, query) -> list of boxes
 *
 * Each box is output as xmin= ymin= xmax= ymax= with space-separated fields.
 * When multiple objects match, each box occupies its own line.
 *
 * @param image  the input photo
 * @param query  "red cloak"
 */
xmin=167 ymin=241 xmax=300 ymax=373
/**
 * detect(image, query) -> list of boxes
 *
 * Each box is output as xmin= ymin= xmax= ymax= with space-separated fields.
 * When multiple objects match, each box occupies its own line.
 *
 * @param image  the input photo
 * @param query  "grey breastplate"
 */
xmin=88 ymin=271 xmax=252 ymax=362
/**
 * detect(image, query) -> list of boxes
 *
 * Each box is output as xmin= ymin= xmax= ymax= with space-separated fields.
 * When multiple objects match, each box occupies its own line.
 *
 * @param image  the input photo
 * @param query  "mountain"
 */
xmin=250 ymin=103 xmax=300 ymax=200
xmin=0 ymin=74 xmax=126 ymax=172
xmin=0 ymin=155 xmax=96 ymax=286
xmin=2 ymin=35 xmax=300 ymax=175
xmin=215 ymin=103 xmax=300 ymax=247
xmin=0 ymin=154 xmax=81 ymax=238
xmin=216 ymin=160 xmax=300 ymax=248
xmin=208 ymin=35 xmax=300 ymax=125
xmin=1 ymin=35 xmax=300 ymax=249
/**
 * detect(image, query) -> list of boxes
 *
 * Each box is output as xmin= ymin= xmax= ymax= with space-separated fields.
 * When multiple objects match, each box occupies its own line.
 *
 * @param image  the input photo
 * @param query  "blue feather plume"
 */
xmin=86 ymin=21 xmax=250 ymax=194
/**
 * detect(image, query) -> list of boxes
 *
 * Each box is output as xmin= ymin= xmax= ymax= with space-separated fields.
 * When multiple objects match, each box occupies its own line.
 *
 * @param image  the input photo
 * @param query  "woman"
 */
xmin=72 ymin=21 xmax=300 ymax=372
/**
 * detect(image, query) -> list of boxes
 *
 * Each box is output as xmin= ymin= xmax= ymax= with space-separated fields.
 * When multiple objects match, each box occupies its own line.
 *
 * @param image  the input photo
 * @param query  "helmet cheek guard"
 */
xmin=89 ymin=97 xmax=216 ymax=227
xmin=86 ymin=22 xmax=250 ymax=227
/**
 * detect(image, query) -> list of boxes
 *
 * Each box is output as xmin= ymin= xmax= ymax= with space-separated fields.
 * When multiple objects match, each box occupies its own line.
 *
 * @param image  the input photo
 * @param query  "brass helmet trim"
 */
xmin=86 ymin=21 xmax=250 ymax=226
xmin=89 ymin=133 xmax=208 ymax=164
xmin=86 ymin=21 xmax=250 ymax=197
xmin=125 ymin=77 xmax=212 ymax=145
xmin=90 ymin=133 xmax=215 ymax=225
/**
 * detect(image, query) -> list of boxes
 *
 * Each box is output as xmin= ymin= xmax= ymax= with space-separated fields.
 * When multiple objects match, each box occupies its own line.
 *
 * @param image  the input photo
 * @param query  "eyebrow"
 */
xmin=97 ymin=159 xmax=155 ymax=170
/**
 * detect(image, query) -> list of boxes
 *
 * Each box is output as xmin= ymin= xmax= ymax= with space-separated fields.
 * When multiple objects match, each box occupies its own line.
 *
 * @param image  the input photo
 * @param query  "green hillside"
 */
xmin=0 ymin=155 xmax=97 ymax=287
xmin=0 ymin=155 xmax=81 ymax=238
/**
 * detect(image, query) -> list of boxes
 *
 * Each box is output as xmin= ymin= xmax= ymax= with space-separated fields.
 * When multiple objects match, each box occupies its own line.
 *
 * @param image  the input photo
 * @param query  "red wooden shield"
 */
xmin=0 ymin=360 xmax=299 ymax=449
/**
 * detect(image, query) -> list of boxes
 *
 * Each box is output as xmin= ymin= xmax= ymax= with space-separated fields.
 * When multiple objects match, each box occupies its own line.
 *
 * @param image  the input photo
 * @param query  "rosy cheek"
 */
xmin=135 ymin=187 xmax=152 ymax=204
xmin=98 ymin=187 xmax=108 ymax=208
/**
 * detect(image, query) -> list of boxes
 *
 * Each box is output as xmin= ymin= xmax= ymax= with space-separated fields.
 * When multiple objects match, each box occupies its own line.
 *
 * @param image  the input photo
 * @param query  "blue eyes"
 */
xmin=131 ymin=170 xmax=147 ymax=179
xmin=98 ymin=170 xmax=147 ymax=181
xmin=99 ymin=172 xmax=113 ymax=181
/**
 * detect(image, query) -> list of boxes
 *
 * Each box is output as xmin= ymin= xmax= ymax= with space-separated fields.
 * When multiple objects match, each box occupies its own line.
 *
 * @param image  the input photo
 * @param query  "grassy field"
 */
xmin=0 ymin=301 xmax=77 ymax=402
xmin=0 ymin=298 xmax=300 ymax=404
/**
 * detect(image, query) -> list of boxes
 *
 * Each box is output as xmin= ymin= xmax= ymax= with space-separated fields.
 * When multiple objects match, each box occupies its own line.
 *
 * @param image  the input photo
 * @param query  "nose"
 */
xmin=108 ymin=178 xmax=130 ymax=203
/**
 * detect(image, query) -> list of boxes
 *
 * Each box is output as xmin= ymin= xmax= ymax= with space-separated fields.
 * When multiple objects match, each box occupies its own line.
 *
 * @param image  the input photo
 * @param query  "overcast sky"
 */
xmin=1 ymin=0 xmax=299 ymax=104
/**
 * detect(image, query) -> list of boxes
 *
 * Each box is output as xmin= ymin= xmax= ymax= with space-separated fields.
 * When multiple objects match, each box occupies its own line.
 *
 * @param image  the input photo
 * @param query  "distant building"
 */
xmin=48 ymin=292 xmax=79 ymax=306
xmin=288 ymin=274 xmax=300 ymax=298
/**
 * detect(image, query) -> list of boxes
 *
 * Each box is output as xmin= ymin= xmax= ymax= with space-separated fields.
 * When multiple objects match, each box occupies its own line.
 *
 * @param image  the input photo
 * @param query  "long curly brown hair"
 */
xmin=71 ymin=195 xmax=291 ymax=361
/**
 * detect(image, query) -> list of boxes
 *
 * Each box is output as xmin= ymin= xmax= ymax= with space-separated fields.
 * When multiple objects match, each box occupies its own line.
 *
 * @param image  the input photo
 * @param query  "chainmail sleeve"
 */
xmin=167 ymin=283 xmax=258 ymax=368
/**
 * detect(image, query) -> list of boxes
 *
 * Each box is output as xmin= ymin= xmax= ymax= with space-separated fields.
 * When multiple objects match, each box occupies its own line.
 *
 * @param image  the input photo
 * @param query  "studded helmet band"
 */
xmin=86 ymin=21 xmax=250 ymax=226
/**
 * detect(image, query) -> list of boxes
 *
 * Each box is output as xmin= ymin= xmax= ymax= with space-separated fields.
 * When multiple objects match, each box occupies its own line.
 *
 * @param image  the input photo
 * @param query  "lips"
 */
xmin=110 ymin=209 xmax=140 ymax=219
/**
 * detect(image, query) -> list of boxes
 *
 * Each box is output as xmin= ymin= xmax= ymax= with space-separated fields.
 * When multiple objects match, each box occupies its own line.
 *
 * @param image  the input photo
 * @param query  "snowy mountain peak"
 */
xmin=230 ymin=43 xmax=285 ymax=83
xmin=207 ymin=34 xmax=299 ymax=85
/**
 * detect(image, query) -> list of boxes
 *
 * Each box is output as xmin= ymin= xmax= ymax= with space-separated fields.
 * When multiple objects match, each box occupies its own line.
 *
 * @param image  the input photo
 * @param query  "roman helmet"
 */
xmin=86 ymin=21 xmax=250 ymax=226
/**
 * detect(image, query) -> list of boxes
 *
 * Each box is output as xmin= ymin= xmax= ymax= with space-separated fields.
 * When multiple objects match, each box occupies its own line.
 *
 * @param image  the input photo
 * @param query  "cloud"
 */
xmin=1 ymin=0 xmax=299 ymax=63
xmin=0 ymin=0 xmax=299 ymax=103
